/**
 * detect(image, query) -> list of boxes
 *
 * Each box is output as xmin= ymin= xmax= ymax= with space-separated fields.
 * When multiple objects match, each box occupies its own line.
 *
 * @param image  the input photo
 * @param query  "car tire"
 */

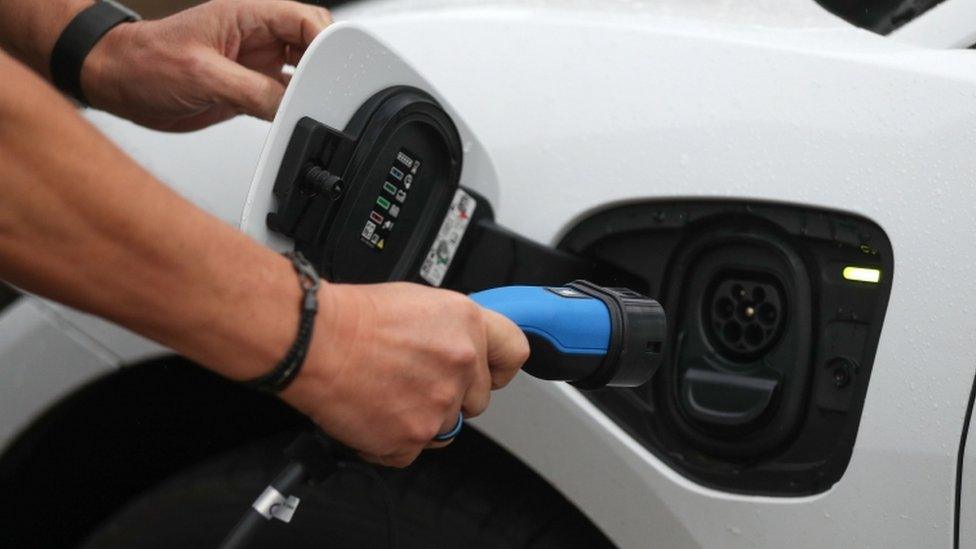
xmin=81 ymin=431 xmax=614 ymax=549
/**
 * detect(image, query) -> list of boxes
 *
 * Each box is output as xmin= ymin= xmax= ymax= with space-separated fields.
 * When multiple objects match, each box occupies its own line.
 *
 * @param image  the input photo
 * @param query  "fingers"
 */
xmin=249 ymin=0 xmax=332 ymax=51
xmin=363 ymin=410 xmax=460 ymax=464
xmin=202 ymin=52 xmax=286 ymax=120
xmin=196 ymin=1 xmax=331 ymax=121
xmin=457 ymin=298 xmax=492 ymax=418
xmin=425 ymin=413 xmax=461 ymax=449
xmin=461 ymin=351 xmax=491 ymax=418
xmin=483 ymin=309 xmax=530 ymax=389
xmin=277 ymin=70 xmax=292 ymax=87
xmin=285 ymin=45 xmax=303 ymax=67
xmin=426 ymin=439 xmax=452 ymax=450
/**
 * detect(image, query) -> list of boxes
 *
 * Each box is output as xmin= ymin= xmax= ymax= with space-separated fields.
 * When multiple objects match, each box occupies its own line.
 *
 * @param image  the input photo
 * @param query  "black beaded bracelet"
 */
xmin=243 ymin=251 xmax=321 ymax=393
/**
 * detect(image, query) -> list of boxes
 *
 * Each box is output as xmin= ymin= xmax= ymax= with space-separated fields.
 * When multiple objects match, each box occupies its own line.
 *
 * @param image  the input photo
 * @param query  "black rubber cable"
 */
xmin=216 ymin=431 xmax=398 ymax=549
xmin=218 ymin=461 xmax=309 ymax=549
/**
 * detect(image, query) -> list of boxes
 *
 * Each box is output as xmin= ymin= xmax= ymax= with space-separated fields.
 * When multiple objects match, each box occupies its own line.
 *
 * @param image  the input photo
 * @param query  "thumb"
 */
xmin=482 ymin=309 xmax=530 ymax=389
xmin=201 ymin=52 xmax=286 ymax=121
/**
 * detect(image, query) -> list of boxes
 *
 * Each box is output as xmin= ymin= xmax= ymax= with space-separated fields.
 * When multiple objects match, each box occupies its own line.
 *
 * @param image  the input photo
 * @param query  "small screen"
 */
xmin=360 ymin=149 xmax=421 ymax=251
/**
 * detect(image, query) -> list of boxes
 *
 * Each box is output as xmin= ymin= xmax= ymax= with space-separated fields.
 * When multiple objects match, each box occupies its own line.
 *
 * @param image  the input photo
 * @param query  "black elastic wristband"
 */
xmin=50 ymin=0 xmax=141 ymax=105
xmin=243 ymin=252 xmax=321 ymax=393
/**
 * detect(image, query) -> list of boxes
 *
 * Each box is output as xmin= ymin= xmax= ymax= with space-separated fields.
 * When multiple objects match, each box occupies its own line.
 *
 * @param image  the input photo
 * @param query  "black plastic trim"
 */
xmin=567 ymin=280 xmax=666 ymax=389
xmin=814 ymin=0 xmax=946 ymax=34
xmin=0 ymin=283 xmax=21 ymax=313
xmin=559 ymin=200 xmax=894 ymax=496
xmin=954 ymin=365 xmax=976 ymax=548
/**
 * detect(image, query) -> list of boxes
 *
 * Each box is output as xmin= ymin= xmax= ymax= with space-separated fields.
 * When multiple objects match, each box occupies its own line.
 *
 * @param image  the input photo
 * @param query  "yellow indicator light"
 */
xmin=843 ymin=266 xmax=881 ymax=284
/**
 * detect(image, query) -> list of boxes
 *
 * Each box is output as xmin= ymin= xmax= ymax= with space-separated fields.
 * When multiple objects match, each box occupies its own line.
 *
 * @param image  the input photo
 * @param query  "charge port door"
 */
xmin=239 ymin=23 xmax=500 ymax=264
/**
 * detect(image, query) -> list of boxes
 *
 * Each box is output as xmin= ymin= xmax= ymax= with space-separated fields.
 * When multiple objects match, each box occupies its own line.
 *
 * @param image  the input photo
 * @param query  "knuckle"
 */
xmin=430 ymin=384 xmax=458 ymax=412
xmin=445 ymin=345 xmax=478 ymax=370
xmin=459 ymin=298 xmax=482 ymax=323
xmin=183 ymin=51 xmax=210 ymax=81
xmin=442 ymin=291 xmax=479 ymax=320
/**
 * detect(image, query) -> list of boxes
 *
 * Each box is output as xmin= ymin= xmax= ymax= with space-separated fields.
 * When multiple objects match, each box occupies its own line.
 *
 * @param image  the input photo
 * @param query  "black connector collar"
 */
xmin=567 ymin=280 xmax=667 ymax=390
xmin=243 ymin=251 xmax=321 ymax=393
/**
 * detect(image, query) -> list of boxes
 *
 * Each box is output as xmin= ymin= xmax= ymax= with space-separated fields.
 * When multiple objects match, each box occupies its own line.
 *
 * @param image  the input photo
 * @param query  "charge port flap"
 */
xmin=240 ymin=24 xmax=498 ymax=252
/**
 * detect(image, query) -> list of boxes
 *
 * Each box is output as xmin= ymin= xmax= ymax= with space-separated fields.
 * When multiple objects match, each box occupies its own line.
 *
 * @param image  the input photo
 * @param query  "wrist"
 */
xmin=148 ymin=248 xmax=313 ymax=385
xmin=238 ymin=252 xmax=323 ymax=393
xmin=279 ymin=282 xmax=359 ymax=419
xmin=79 ymin=18 xmax=142 ymax=110
xmin=211 ymin=252 xmax=314 ymax=382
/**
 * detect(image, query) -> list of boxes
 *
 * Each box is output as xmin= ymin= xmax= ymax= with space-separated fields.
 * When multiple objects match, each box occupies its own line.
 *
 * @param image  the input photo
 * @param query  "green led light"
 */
xmin=843 ymin=266 xmax=881 ymax=284
xmin=383 ymin=182 xmax=397 ymax=195
xmin=376 ymin=196 xmax=391 ymax=210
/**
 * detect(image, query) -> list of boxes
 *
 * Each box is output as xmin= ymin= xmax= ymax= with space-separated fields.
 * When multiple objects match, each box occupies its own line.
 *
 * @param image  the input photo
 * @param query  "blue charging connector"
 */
xmin=472 ymin=285 xmax=612 ymax=354
xmin=472 ymin=280 xmax=666 ymax=389
xmin=435 ymin=280 xmax=666 ymax=441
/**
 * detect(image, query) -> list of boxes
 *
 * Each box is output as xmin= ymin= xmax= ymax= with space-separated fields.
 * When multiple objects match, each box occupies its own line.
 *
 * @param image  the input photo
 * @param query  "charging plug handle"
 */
xmin=471 ymin=280 xmax=666 ymax=389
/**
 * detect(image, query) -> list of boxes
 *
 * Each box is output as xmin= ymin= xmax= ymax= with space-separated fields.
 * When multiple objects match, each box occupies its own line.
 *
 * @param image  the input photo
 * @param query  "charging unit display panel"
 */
xmin=360 ymin=149 xmax=420 ymax=252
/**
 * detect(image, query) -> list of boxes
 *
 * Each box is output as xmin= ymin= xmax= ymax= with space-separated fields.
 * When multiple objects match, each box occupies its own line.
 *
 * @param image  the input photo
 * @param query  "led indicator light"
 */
xmin=383 ymin=182 xmax=397 ymax=195
xmin=369 ymin=211 xmax=384 ymax=224
xmin=376 ymin=196 xmax=391 ymax=210
xmin=390 ymin=167 xmax=405 ymax=181
xmin=842 ymin=266 xmax=881 ymax=284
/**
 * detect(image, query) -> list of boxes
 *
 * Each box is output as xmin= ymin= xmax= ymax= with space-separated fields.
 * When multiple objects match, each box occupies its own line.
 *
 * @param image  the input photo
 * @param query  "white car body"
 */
xmin=4 ymin=0 xmax=976 ymax=547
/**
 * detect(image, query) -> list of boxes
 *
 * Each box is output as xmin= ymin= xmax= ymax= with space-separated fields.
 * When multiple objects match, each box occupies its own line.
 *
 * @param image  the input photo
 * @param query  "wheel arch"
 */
xmin=0 ymin=355 xmax=609 ymax=547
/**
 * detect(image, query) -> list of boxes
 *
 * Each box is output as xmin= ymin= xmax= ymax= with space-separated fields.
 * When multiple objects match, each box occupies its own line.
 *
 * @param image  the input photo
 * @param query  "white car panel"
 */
xmin=3 ymin=3 xmax=972 ymax=547
xmin=242 ymin=12 xmax=976 ymax=547
xmin=0 ymin=299 xmax=115 ymax=448
xmin=890 ymin=0 xmax=976 ymax=48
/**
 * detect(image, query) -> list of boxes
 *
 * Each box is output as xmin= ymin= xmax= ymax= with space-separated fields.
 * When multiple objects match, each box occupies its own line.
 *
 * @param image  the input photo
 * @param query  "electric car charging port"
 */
xmin=706 ymin=273 xmax=786 ymax=361
xmin=560 ymin=201 xmax=893 ymax=496
xmin=660 ymin=222 xmax=813 ymax=456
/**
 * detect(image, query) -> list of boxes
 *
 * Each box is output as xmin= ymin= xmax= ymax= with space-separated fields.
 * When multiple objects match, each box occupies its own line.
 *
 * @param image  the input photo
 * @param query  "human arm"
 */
xmin=0 ymin=49 xmax=529 ymax=466
xmin=0 ymin=0 xmax=332 ymax=131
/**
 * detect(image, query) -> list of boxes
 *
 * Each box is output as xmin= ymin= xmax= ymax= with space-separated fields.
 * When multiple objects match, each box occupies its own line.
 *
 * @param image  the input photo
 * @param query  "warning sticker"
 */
xmin=420 ymin=189 xmax=476 ymax=287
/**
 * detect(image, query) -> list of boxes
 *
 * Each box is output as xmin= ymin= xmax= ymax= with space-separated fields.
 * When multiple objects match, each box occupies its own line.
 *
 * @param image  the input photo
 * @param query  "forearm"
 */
xmin=0 ymin=0 xmax=527 ymax=466
xmin=0 ymin=50 xmax=313 ymax=381
xmin=0 ymin=0 xmax=93 ymax=78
